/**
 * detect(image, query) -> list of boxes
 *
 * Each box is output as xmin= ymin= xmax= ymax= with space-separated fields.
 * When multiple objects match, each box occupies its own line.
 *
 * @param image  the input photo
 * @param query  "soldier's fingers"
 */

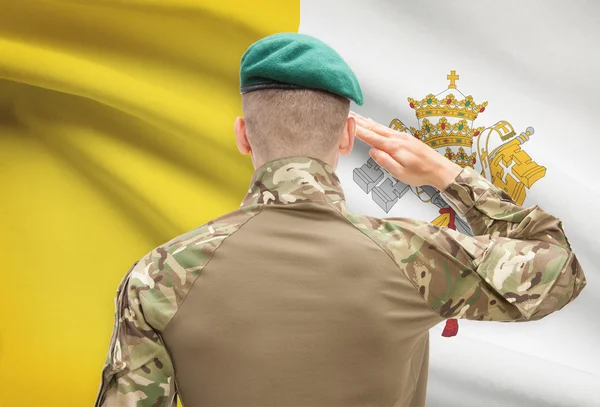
xmin=351 ymin=112 xmax=411 ymax=141
xmin=356 ymin=124 xmax=398 ymax=151
xmin=352 ymin=115 xmax=391 ymax=138
xmin=369 ymin=148 xmax=406 ymax=177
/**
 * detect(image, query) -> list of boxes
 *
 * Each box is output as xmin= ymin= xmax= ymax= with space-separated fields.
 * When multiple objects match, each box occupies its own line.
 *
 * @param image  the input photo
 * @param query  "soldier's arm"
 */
xmin=350 ymin=113 xmax=585 ymax=321
xmin=442 ymin=167 xmax=573 ymax=249
xmin=94 ymin=262 xmax=177 ymax=407
xmin=383 ymin=167 xmax=586 ymax=322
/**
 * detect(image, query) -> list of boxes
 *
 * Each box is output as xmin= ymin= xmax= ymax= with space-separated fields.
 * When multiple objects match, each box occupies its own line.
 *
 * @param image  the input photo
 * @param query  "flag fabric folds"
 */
xmin=299 ymin=1 xmax=599 ymax=406
xmin=0 ymin=2 xmax=298 ymax=406
xmin=2 ymin=1 xmax=598 ymax=406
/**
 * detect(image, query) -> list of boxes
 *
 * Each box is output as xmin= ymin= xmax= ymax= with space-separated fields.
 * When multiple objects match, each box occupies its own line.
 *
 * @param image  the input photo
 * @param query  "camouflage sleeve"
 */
xmin=407 ymin=166 xmax=586 ymax=322
xmin=441 ymin=167 xmax=573 ymax=249
xmin=375 ymin=167 xmax=585 ymax=323
xmin=94 ymin=261 xmax=177 ymax=407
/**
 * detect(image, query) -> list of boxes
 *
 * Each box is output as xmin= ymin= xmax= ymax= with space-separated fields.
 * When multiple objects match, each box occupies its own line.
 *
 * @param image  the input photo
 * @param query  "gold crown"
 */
xmin=404 ymin=71 xmax=488 ymax=167
xmin=407 ymin=71 xmax=488 ymax=120
xmin=410 ymin=118 xmax=485 ymax=149
xmin=408 ymin=118 xmax=484 ymax=167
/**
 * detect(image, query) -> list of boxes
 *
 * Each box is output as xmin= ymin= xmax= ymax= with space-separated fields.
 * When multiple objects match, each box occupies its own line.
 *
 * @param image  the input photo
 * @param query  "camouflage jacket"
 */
xmin=94 ymin=156 xmax=586 ymax=407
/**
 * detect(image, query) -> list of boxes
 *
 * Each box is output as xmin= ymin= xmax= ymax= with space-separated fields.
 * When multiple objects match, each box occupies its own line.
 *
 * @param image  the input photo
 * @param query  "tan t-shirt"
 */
xmin=95 ymin=156 xmax=586 ymax=407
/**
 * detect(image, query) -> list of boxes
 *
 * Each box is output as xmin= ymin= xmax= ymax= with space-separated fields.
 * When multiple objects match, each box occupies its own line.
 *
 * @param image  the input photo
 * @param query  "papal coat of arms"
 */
xmin=353 ymin=71 xmax=547 ymax=236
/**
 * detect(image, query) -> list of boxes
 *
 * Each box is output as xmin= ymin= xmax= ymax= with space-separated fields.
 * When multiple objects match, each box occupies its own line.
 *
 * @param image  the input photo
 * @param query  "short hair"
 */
xmin=242 ymin=89 xmax=350 ymax=163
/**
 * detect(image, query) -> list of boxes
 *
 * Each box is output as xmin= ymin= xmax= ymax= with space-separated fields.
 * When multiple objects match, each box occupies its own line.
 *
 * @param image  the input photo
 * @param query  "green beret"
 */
xmin=240 ymin=33 xmax=364 ymax=106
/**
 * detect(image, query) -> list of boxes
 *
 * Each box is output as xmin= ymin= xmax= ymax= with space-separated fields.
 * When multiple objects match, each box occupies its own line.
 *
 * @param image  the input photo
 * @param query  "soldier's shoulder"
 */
xmin=129 ymin=206 xmax=262 ymax=287
xmin=342 ymin=210 xmax=428 ymax=246
xmin=122 ymin=205 xmax=263 ymax=328
xmin=343 ymin=209 xmax=427 ymax=231
xmin=349 ymin=210 xmax=480 ymax=250
xmin=340 ymin=211 xmax=452 ymax=275
xmin=161 ymin=205 xmax=262 ymax=253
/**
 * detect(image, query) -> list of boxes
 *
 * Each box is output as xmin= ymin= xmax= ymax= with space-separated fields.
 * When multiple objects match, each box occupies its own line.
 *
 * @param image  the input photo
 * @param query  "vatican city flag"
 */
xmin=1 ymin=1 xmax=597 ymax=407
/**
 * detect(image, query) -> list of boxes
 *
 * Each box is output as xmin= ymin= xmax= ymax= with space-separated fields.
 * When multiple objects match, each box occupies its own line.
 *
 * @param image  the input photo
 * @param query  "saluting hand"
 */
xmin=350 ymin=112 xmax=463 ymax=190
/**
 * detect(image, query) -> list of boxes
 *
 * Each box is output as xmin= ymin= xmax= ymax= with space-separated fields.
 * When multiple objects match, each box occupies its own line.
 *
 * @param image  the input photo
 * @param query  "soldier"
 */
xmin=95 ymin=33 xmax=586 ymax=407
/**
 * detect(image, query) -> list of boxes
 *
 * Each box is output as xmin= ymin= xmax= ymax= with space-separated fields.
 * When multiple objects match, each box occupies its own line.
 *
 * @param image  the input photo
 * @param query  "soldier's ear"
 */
xmin=234 ymin=117 xmax=251 ymax=155
xmin=339 ymin=116 xmax=355 ymax=156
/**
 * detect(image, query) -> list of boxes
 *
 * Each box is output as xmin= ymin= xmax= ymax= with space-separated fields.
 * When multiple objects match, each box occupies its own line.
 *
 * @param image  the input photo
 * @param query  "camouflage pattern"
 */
xmin=238 ymin=157 xmax=585 ymax=321
xmin=442 ymin=167 xmax=574 ymax=248
xmin=345 ymin=164 xmax=585 ymax=321
xmin=240 ymin=157 xmax=346 ymax=210
xmin=96 ymin=155 xmax=586 ymax=406
xmin=438 ymin=167 xmax=586 ymax=319
xmin=95 ymin=208 xmax=261 ymax=407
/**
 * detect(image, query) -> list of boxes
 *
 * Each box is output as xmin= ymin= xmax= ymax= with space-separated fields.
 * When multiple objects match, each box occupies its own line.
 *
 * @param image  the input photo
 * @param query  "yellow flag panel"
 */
xmin=0 ymin=1 xmax=299 ymax=406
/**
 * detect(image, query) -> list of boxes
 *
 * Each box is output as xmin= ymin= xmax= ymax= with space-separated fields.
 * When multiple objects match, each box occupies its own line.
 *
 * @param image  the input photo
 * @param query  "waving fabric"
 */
xmin=1 ymin=1 xmax=598 ymax=407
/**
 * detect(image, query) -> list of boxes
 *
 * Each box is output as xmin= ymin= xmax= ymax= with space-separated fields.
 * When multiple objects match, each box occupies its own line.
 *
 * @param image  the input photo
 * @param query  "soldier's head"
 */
xmin=235 ymin=33 xmax=363 ymax=170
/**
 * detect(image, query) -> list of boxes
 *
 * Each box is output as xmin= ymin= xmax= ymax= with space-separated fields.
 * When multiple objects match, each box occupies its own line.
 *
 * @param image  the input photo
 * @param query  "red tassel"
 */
xmin=442 ymin=319 xmax=459 ymax=337
xmin=438 ymin=207 xmax=456 ymax=230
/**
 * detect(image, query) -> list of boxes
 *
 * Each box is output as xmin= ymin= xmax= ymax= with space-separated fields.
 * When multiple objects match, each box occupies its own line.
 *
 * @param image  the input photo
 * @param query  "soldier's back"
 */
xmin=109 ymin=156 xmax=584 ymax=407
xmin=161 ymin=182 xmax=439 ymax=407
